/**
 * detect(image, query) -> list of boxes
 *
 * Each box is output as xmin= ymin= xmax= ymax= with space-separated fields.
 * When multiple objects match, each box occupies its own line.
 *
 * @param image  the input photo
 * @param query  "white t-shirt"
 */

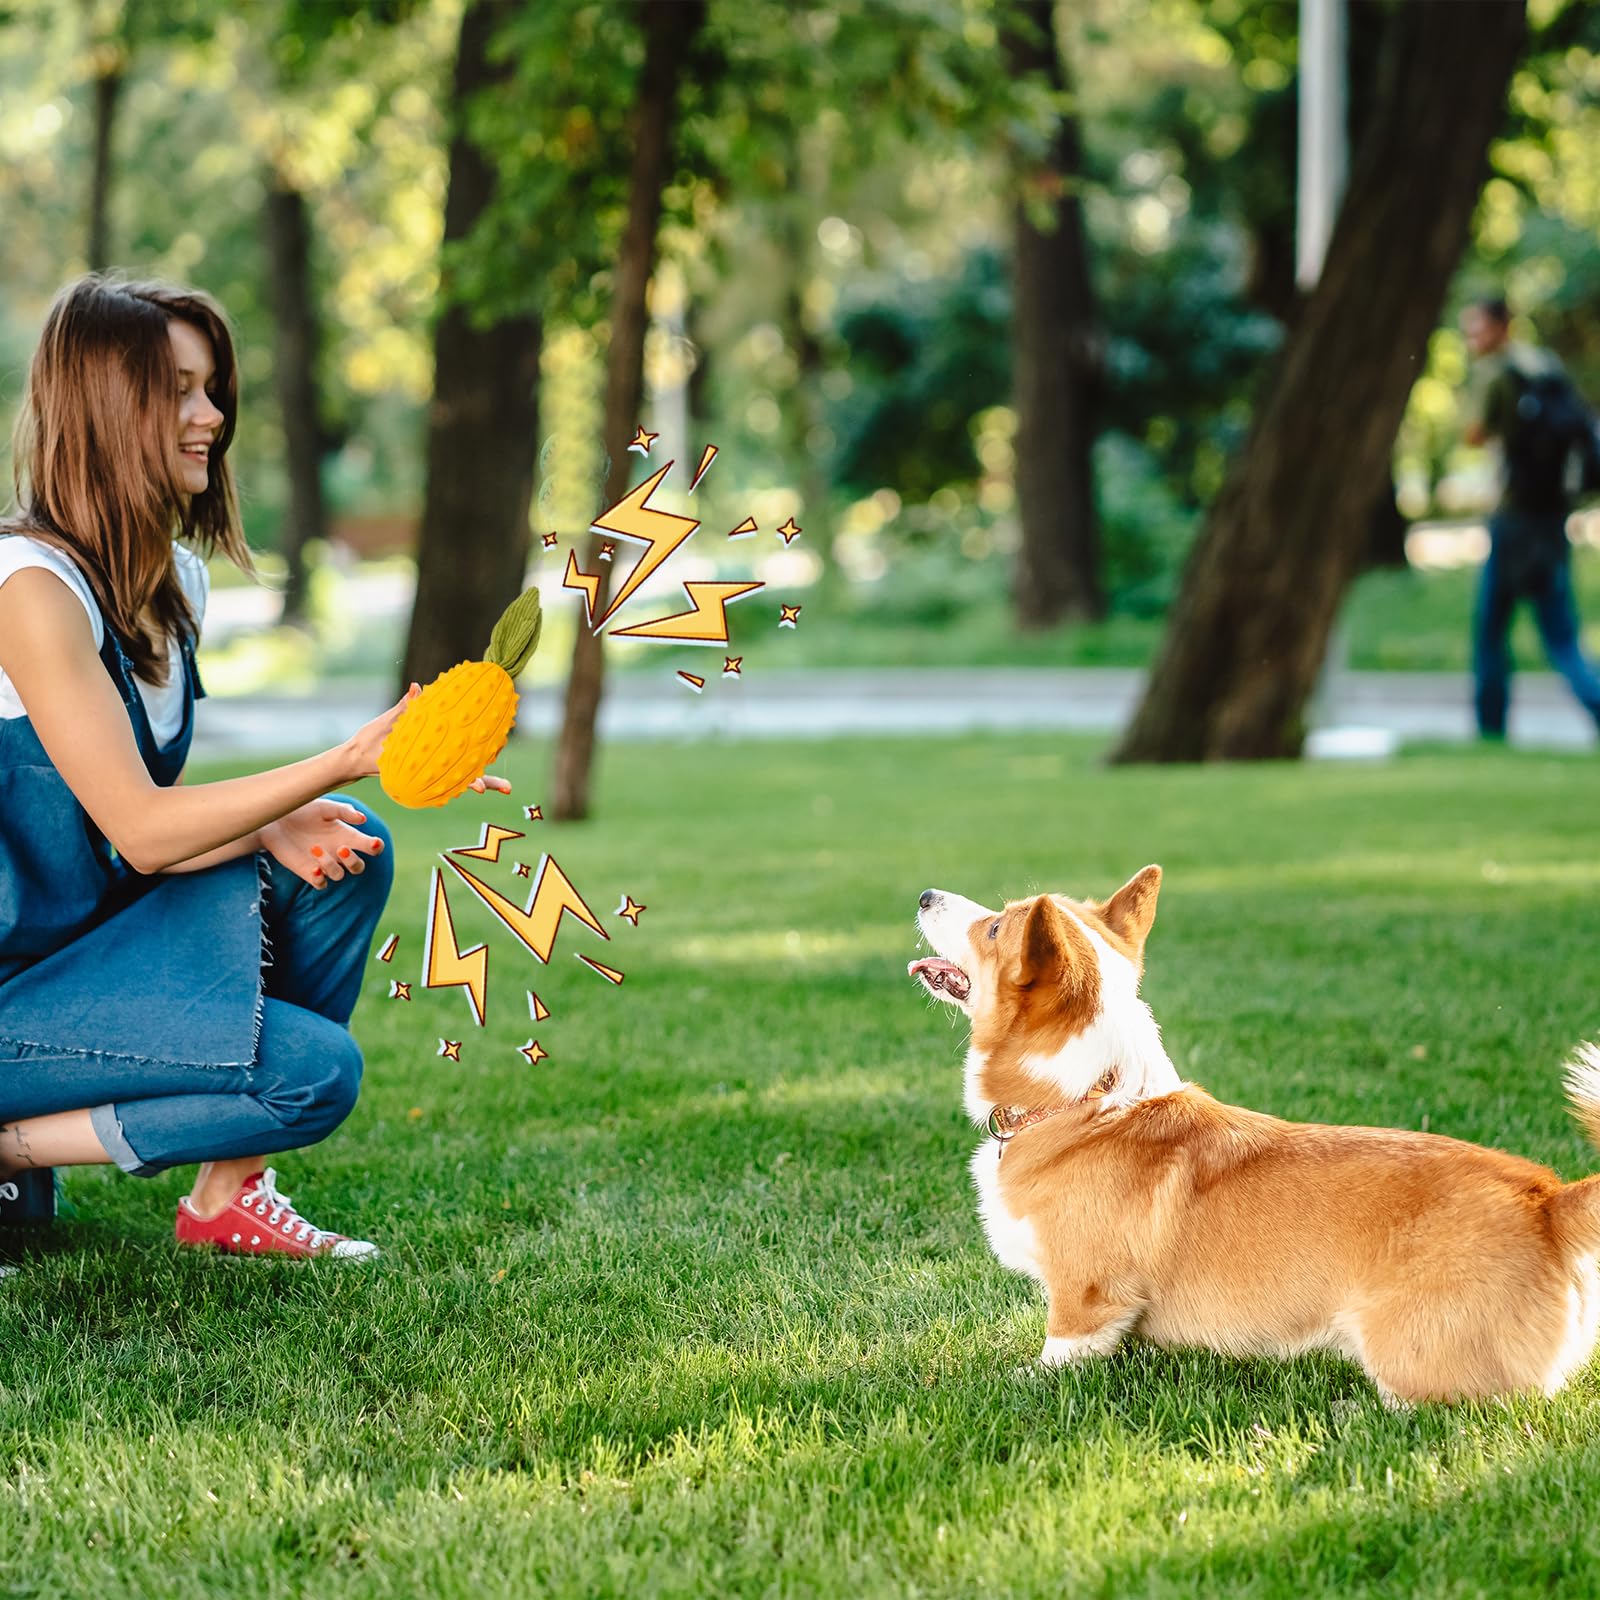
xmin=0 ymin=535 xmax=210 ymax=744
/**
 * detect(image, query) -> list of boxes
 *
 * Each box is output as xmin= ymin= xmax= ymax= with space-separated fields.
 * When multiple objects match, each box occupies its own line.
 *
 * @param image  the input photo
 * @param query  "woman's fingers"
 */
xmin=470 ymin=773 xmax=513 ymax=794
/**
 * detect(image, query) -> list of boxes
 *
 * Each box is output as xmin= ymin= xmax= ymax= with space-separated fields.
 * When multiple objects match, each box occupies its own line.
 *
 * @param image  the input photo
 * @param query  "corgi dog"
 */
xmin=909 ymin=867 xmax=1600 ymax=1405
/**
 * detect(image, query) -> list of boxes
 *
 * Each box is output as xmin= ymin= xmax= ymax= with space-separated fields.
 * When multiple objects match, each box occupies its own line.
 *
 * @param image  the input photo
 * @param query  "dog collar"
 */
xmin=986 ymin=1068 xmax=1118 ymax=1160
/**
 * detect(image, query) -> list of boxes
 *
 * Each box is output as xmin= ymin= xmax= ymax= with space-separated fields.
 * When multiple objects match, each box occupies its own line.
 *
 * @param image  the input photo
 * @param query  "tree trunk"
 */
xmin=401 ymin=0 xmax=542 ymax=693
xmin=1112 ymin=0 xmax=1524 ymax=763
xmin=1004 ymin=0 xmax=1103 ymax=627
xmin=551 ymin=0 xmax=707 ymax=821
xmin=263 ymin=169 xmax=325 ymax=626
xmin=87 ymin=62 xmax=123 ymax=270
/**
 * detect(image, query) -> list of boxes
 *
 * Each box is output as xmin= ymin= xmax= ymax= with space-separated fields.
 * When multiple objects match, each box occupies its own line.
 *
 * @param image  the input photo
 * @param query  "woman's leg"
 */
xmin=261 ymin=796 xmax=395 ymax=1024
xmin=0 ymin=997 xmax=362 ymax=1179
xmin=0 ymin=798 xmax=394 ymax=1203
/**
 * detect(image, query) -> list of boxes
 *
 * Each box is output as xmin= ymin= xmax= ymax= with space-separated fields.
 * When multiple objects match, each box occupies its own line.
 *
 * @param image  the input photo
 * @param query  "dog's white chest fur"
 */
xmin=971 ymin=1138 xmax=1045 ymax=1283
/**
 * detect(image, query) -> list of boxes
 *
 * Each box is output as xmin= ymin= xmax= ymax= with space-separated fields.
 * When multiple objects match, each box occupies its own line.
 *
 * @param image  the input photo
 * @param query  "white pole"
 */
xmin=1300 ymin=0 xmax=1354 ymax=733
xmin=1297 ymin=0 xmax=1348 ymax=288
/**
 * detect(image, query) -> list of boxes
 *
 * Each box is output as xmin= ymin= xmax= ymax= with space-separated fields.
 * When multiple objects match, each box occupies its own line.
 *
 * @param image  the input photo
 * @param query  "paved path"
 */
xmin=190 ymin=667 xmax=1598 ymax=761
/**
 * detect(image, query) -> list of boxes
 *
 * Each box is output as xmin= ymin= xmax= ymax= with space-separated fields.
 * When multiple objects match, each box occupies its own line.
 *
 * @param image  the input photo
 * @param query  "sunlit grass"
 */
xmin=4 ymin=734 xmax=1600 ymax=1595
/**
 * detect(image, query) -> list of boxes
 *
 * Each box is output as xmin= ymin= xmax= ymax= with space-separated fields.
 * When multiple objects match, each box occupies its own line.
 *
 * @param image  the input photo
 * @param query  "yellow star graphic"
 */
xmin=524 ymin=804 xmax=543 ymax=822
xmin=519 ymin=1039 xmax=549 ymax=1067
xmin=776 ymin=517 xmax=802 ymax=546
xmin=599 ymin=540 xmax=616 ymax=561
xmin=723 ymin=656 xmax=742 ymax=675
xmin=389 ymin=980 xmax=411 ymax=1001
xmin=629 ymin=426 xmax=658 ymax=453
xmin=438 ymin=1039 xmax=462 ymax=1061
xmin=513 ymin=861 xmax=531 ymax=879
xmin=542 ymin=533 xmax=559 ymax=549
xmin=616 ymin=895 xmax=646 ymax=926
xmin=779 ymin=604 xmax=802 ymax=626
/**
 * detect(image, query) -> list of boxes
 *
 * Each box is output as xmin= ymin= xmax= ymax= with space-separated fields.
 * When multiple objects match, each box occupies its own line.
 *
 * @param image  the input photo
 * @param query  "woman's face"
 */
xmin=167 ymin=318 xmax=225 ymax=497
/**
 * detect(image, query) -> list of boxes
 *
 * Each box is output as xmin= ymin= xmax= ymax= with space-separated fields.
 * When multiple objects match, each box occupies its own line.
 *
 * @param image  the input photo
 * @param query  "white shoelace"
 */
xmin=240 ymin=1168 xmax=333 ymax=1250
xmin=0 ymin=1182 xmax=18 ymax=1203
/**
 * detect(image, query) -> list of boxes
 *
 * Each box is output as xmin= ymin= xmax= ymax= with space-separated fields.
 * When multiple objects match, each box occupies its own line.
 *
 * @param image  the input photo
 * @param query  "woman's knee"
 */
xmin=253 ymin=999 xmax=365 ymax=1138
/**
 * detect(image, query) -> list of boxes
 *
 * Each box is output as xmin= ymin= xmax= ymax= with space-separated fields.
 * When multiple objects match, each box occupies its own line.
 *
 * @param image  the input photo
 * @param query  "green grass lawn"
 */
xmin=5 ymin=735 xmax=1600 ymax=1597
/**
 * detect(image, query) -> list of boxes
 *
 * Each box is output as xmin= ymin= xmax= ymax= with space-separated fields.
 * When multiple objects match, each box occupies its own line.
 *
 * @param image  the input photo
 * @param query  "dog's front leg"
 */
xmin=1035 ymin=1293 xmax=1139 ymax=1370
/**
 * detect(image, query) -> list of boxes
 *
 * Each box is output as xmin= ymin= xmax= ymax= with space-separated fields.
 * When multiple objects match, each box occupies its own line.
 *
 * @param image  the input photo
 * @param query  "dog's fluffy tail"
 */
xmin=1565 ymin=1043 xmax=1600 ymax=1153
xmin=1550 ymin=1044 xmax=1600 ymax=1255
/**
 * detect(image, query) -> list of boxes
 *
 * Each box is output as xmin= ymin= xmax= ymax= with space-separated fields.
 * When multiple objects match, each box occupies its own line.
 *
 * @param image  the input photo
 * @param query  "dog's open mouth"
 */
xmin=908 ymin=957 xmax=971 ymax=1003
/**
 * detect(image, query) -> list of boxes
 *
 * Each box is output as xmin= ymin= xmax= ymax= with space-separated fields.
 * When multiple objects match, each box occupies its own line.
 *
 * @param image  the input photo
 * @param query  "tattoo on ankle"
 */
xmin=0 ymin=1123 xmax=39 ymax=1169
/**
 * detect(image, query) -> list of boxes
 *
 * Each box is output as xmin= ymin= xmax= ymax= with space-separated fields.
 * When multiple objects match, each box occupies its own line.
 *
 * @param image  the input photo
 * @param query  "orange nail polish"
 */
xmin=311 ymin=846 xmax=323 ymax=857
xmin=338 ymin=848 xmax=350 ymax=858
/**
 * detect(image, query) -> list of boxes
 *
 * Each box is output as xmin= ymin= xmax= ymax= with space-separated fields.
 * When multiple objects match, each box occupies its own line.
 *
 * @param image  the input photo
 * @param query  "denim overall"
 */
xmin=0 ymin=554 xmax=393 ymax=1209
xmin=0 ymin=613 xmax=267 ymax=1057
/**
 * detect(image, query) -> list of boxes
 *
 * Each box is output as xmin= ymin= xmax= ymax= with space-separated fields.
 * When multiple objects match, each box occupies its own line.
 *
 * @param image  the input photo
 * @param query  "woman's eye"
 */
xmin=988 ymin=920 xmax=1000 ymax=939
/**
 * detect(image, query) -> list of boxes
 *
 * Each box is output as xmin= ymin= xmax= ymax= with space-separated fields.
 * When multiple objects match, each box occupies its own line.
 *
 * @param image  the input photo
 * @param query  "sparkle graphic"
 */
xmin=421 ymin=867 xmax=490 ymax=1027
xmin=513 ymin=861 xmax=531 ymax=879
xmin=524 ymin=804 xmax=543 ymax=822
xmin=542 ymin=533 xmax=559 ymax=550
xmin=599 ymin=541 xmax=616 ymax=562
xmin=590 ymin=461 xmax=700 ymax=626
xmin=443 ymin=852 xmax=609 ymax=964
xmin=519 ymin=1039 xmax=550 ymax=1066
xmin=628 ymin=425 xmax=658 ymax=454
xmin=437 ymin=1039 xmax=463 ymax=1062
xmin=562 ymin=549 xmax=603 ymax=629
xmin=578 ymin=954 xmax=626 ymax=985
xmin=450 ymin=822 xmax=525 ymax=863
xmin=776 ymin=517 xmax=802 ymax=546
xmin=616 ymin=895 xmax=646 ymax=925
xmin=779 ymin=604 xmax=802 ymax=627
xmin=677 ymin=671 xmax=705 ymax=693
xmin=609 ymin=579 xmax=764 ymax=647
xmin=689 ymin=444 xmax=718 ymax=493
xmin=726 ymin=516 xmax=758 ymax=541
xmin=723 ymin=656 xmax=742 ymax=677
xmin=389 ymin=980 xmax=412 ymax=1001
xmin=376 ymin=933 xmax=399 ymax=963
xmin=527 ymin=990 xmax=551 ymax=1022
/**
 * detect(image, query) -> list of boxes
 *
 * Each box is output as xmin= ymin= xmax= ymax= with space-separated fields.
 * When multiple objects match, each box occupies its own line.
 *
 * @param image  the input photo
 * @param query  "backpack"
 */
xmin=1503 ymin=361 xmax=1600 ymax=511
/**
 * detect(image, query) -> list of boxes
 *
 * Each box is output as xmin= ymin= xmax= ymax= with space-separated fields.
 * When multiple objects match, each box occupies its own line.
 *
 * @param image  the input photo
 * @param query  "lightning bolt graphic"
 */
xmin=562 ymin=549 xmax=603 ymax=629
xmin=450 ymin=822 xmax=525 ymax=863
xmin=421 ymin=867 xmax=489 ymax=1027
xmin=591 ymin=461 xmax=700 ymax=627
xmin=608 ymin=580 xmax=765 ymax=647
xmin=689 ymin=444 xmax=718 ymax=493
xmin=443 ymin=852 xmax=609 ymax=964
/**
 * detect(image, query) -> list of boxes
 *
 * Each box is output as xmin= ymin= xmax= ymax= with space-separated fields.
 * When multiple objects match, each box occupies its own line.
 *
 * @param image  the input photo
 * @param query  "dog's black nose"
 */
xmin=919 ymin=889 xmax=936 ymax=909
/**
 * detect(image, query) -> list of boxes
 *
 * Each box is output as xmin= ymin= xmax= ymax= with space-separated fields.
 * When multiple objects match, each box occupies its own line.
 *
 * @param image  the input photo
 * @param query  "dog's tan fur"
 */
xmin=911 ymin=868 xmax=1600 ymax=1404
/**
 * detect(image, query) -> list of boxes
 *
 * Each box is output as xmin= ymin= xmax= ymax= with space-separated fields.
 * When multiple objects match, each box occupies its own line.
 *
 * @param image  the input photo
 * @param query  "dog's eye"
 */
xmin=988 ymin=920 xmax=1000 ymax=939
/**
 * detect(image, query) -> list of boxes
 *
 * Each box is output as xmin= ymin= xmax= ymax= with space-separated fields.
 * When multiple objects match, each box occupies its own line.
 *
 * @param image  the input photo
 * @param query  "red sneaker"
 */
xmin=175 ymin=1168 xmax=378 ymax=1261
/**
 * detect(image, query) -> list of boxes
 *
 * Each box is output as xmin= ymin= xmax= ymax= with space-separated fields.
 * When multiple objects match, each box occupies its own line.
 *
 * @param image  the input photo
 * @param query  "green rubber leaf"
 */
xmin=485 ymin=585 xmax=544 ymax=677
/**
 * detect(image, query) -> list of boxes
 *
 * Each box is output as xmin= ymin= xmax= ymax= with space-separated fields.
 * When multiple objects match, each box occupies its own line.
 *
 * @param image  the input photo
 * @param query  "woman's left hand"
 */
xmin=468 ymin=773 xmax=513 ymax=796
xmin=259 ymin=798 xmax=384 ymax=891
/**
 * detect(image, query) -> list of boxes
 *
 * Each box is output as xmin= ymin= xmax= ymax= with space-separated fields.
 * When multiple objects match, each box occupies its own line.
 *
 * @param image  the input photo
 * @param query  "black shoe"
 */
xmin=0 ymin=1169 xmax=56 ymax=1225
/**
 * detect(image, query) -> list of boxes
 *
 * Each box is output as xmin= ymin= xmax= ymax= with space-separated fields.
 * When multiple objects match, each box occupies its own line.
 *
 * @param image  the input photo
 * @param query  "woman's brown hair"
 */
xmin=3 ymin=272 xmax=258 ymax=683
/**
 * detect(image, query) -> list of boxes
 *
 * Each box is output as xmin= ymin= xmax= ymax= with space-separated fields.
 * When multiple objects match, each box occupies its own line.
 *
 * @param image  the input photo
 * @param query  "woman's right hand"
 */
xmin=344 ymin=681 xmax=422 ymax=781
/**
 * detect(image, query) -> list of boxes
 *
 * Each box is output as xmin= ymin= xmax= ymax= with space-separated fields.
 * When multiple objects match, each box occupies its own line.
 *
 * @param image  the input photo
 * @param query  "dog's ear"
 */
xmin=1099 ymin=864 xmax=1162 ymax=954
xmin=1015 ymin=894 xmax=1071 ymax=987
